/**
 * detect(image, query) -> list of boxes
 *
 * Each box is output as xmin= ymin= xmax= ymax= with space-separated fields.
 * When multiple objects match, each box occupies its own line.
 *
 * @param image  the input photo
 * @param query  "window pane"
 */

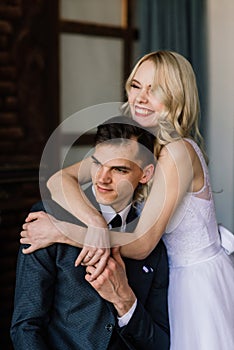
xmin=60 ymin=33 xmax=123 ymax=121
xmin=60 ymin=0 xmax=122 ymax=26
xmin=62 ymin=145 xmax=92 ymax=167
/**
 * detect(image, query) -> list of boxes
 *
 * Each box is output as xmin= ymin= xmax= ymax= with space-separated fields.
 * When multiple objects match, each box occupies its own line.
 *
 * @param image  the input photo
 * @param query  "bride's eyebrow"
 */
xmin=131 ymin=79 xmax=140 ymax=84
xmin=131 ymin=78 xmax=152 ymax=89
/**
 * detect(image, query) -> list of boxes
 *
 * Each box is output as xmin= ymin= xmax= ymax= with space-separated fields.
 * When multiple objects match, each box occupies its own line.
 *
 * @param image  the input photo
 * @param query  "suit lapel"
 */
xmin=125 ymin=206 xmax=156 ymax=305
xmin=124 ymin=256 xmax=156 ymax=305
xmin=125 ymin=205 xmax=139 ymax=232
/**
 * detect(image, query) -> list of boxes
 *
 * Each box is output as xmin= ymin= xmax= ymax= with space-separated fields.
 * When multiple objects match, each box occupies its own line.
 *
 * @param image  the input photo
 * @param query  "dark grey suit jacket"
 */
xmin=11 ymin=188 xmax=169 ymax=349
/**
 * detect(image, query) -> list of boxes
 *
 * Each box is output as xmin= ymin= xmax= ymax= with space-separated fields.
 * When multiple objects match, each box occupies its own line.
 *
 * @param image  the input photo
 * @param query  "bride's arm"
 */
xmin=44 ymin=139 xmax=194 ymax=259
xmin=20 ymin=141 xmax=194 ymax=279
xmin=20 ymin=211 xmax=87 ymax=252
xmin=23 ymin=140 xmax=194 ymax=265
xmin=114 ymin=140 xmax=194 ymax=259
xmin=20 ymin=211 xmax=110 ymax=276
xmin=47 ymin=156 xmax=107 ymax=228
xmin=47 ymin=156 xmax=110 ymax=270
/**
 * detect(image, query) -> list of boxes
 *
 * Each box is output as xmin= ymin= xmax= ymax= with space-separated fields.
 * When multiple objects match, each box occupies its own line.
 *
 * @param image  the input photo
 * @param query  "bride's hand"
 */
xmin=75 ymin=225 xmax=111 ymax=280
xmin=20 ymin=211 xmax=62 ymax=253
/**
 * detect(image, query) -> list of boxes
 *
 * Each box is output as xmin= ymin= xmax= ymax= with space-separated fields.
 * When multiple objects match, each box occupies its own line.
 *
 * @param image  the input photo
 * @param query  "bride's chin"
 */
xmin=134 ymin=114 xmax=158 ymax=127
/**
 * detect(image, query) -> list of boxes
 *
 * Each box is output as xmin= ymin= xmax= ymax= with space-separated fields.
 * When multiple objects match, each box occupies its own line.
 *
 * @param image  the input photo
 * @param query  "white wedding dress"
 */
xmin=162 ymin=139 xmax=234 ymax=350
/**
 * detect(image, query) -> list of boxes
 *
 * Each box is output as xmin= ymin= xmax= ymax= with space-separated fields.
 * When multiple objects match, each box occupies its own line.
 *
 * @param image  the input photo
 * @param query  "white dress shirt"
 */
xmin=92 ymin=186 xmax=137 ymax=327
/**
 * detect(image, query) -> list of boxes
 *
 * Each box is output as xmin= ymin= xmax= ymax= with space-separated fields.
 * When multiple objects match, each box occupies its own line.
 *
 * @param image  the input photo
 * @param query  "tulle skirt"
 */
xmin=168 ymin=248 xmax=234 ymax=350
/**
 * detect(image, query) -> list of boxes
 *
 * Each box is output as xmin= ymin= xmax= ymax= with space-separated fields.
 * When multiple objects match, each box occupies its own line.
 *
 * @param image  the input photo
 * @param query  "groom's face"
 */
xmin=91 ymin=140 xmax=148 ymax=212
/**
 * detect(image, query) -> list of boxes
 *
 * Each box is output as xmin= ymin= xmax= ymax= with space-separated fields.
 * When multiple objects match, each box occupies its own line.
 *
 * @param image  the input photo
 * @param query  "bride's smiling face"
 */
xmin=128 ymin=60 xmax=166 ymax=129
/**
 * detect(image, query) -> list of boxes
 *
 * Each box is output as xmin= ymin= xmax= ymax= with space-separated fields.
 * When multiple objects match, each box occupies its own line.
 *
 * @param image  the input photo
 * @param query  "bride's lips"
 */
xmin=134 ymin=106 xmax=154 ymax=117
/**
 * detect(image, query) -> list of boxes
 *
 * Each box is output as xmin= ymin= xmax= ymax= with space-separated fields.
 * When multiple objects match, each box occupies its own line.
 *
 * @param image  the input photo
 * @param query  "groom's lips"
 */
xmin=96 ymin=184 xmax=113 ymax=193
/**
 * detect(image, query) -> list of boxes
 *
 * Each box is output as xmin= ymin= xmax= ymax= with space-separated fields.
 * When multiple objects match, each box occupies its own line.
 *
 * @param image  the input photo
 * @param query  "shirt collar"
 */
xmin=92 ymin=185 xmax=132 ymax=226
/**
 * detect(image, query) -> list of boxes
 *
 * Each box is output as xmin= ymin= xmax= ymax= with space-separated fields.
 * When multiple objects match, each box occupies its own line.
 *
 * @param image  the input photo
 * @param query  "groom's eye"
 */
xmin=113 ymin=167 xmax=129 ymax=174
xmin=91 ymin=156 xmax=102 ymax=167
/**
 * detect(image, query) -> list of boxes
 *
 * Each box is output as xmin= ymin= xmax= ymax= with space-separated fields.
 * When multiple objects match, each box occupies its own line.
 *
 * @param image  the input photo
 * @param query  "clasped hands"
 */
xmin=20 ymin=211 xmax=136 ymax=313
xmin=21 ymin=211 xmax=113 ymax=280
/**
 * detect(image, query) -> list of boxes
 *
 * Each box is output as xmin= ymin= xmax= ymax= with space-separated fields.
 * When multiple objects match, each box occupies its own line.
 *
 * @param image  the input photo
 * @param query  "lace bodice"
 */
xmin=162 ymin=139 xmax=220 ymax=266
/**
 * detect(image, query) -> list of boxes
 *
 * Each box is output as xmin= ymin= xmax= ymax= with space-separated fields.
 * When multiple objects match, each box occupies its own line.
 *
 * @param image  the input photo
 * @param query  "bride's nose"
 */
xmin=136 ymin=87 xmax=149 ymax=103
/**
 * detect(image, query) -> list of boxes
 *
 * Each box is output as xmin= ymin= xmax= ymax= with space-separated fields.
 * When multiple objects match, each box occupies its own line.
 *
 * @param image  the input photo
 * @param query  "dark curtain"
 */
xmin=137 ymin=0 xmax=208 ymax=137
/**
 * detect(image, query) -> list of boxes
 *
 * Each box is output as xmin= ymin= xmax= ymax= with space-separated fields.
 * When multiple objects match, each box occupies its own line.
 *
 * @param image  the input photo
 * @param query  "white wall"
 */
xmin=59 ymin=1 xmax=234 ymax=231
xmin=207 ymin=0 xmax=234 ymax=231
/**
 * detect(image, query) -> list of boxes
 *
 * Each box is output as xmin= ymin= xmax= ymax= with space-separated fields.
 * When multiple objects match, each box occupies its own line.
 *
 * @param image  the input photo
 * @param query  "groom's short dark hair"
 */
xmin=95 ymin=115 xmax=156 ymax=167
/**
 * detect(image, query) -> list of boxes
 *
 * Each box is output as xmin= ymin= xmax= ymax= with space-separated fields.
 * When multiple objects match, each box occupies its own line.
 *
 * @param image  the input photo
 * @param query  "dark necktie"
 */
xmin=108 ymin=214 xmax=122 ymax=230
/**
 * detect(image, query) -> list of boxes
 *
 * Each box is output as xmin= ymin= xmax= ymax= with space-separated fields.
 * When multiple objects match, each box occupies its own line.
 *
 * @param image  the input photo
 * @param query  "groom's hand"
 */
xmin=85 ymin=247 xmax=136 ymax=316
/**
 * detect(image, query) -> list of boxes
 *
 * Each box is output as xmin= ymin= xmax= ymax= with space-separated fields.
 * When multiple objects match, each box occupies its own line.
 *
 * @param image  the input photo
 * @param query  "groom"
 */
xmin=11 ymin=116 xmax=169 ymax=349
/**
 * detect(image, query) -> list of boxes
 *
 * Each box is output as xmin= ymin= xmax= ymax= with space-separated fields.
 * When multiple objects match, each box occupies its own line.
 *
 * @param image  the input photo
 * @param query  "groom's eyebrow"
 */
xmin=91 ymin=155 xmax=102 ymax=166
xmin=91 ymin=155 xmax=132 ymax=172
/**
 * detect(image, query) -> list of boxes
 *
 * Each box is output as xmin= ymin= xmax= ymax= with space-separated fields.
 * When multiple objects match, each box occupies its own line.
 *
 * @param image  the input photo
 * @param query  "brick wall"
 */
xmin=0 ymin=1 xmax=59 ymax=348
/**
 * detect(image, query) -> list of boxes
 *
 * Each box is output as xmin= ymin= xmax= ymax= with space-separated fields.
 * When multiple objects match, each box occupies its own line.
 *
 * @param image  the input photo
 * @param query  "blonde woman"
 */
xmin=21 ymin=51 xmax=234 ymax=349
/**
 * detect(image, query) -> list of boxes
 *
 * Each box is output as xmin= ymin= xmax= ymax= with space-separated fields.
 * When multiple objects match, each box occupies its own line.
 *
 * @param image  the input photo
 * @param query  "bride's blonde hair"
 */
xmin=123 ymin=51 xmax=206 ymax=160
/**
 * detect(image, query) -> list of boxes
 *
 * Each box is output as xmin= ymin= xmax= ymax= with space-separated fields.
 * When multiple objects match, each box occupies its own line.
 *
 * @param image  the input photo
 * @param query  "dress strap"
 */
xmin=184 ymin=138 xmax=211 ymax=199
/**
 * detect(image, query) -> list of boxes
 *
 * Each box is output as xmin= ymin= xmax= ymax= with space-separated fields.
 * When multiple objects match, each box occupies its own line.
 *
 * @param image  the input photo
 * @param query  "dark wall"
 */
xmin=0 ymin=1 xmax=59 ymax=348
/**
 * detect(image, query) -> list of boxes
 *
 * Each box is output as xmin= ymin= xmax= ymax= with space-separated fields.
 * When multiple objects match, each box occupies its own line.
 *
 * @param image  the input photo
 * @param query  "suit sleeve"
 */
xmin=10 ymin=243 xmax=57 ymax=349
xmin=10 ymin=201 xmax=57 ymax=349
xmin=117 ymin=242 xmax=170 ymax=350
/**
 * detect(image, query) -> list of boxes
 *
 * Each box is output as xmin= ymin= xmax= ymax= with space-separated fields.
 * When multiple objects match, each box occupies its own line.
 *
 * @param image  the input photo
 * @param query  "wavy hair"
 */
xmin=122 ymin=51 xmax=207 ymax=161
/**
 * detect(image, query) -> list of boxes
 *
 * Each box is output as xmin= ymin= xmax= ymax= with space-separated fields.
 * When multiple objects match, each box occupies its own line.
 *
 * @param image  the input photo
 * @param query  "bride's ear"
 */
xmin=139 ymin=164 xmax=155 ymax=184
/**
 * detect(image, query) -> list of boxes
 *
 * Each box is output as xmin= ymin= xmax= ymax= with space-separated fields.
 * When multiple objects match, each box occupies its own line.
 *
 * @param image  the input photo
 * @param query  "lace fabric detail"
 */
xmin=162 ymin=139 xmax=234 ymax=349
xmin=162 ymin=139 xmax=219 ymax=264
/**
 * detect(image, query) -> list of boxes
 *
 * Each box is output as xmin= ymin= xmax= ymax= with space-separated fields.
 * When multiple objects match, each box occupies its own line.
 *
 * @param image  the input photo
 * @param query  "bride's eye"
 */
xmin=130 ymin=83 xmax=140 ymax=89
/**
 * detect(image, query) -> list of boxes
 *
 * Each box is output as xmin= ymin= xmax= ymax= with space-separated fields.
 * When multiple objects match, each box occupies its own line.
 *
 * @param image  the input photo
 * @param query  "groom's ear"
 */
xmin=139 ymin=164 xmax=155 ymax=184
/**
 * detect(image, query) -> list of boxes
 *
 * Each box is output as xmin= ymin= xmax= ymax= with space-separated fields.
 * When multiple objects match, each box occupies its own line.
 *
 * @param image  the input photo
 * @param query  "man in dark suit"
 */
xmin=11 ymin=116 xmax=169 ymax=349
